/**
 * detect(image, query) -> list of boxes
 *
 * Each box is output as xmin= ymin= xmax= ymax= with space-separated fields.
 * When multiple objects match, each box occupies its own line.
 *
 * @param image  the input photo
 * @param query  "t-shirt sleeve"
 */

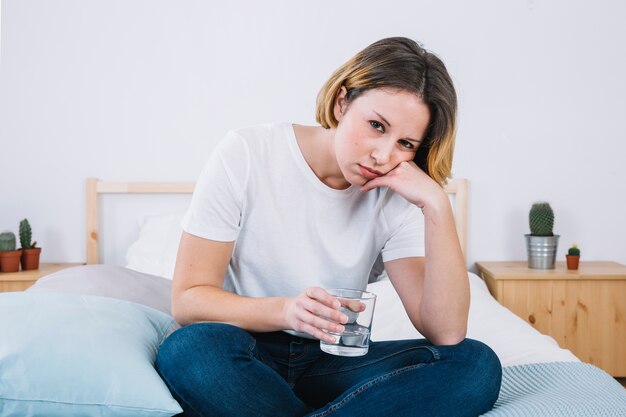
xmin=381 ymin=204 xmax=425 ymax=262
xmin=181 ymin=131 xmax=249 ymax=242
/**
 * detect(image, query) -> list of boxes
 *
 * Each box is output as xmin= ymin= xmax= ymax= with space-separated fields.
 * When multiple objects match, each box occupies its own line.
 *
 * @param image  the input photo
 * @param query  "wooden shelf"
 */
xmin=0 ymin=263 xmax=84 ymax=292
xmin=476 ymin=261 xmax=626 ymax=280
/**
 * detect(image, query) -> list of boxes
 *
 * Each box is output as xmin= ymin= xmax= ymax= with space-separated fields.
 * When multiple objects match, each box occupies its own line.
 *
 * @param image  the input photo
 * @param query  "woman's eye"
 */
xmin=399 ymin=139 xmax=415 ymax=150
xmin=369 ymin=120 xmax=384 ymax=132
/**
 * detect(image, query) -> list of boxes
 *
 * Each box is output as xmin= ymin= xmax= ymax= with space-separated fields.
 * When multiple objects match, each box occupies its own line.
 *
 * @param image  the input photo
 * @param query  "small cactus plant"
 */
xmin=529 ymin=202 xmax=554 ymax=236
xmin=568 ymin=243 xmax=580 ymax=257
xmin=19 ymin=219 xmax=37 ymax=249
xmin=0 ymin=231 xmax=17 ymax=252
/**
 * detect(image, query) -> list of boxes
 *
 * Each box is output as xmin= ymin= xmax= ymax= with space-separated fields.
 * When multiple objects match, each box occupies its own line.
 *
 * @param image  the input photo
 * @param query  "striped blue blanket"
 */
xmin=483 ymin=362 xmax=626 ymax=416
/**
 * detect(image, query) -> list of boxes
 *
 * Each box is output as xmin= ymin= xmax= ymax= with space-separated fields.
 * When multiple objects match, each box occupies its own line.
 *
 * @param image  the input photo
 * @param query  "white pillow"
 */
xmin=126 ymin=209 xmax=186 ymax=279
xmin=367 ymin=273 xmax=579 ymax=367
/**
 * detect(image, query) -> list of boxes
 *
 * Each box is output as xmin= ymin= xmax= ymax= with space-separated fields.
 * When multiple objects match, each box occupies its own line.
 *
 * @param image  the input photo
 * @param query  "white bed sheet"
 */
xmin=368 ymin=272 xmax=580 ymax=367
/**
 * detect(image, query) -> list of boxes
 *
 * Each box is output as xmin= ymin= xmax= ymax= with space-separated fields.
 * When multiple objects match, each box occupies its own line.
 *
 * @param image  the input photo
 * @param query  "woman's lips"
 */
xmin=358 ymin=164 xmax=383 ymax=179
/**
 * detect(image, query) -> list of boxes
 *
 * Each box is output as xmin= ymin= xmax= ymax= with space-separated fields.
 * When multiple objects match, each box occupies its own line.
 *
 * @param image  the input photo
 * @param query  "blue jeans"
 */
xmin=156 ymin=323 xmax=502 ymax=417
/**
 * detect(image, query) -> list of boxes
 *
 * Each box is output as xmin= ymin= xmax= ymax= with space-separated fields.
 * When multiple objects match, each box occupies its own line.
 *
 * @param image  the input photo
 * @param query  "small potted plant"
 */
xmin=19 ymin=219 xmax=41 ymax=271
xmin=0 ymin=231 xmax=22 ymax=273
xmin=525 ymin=202 xmax=560 ymax=269
xmin=566 ymin=243 xmax=580 ymax=270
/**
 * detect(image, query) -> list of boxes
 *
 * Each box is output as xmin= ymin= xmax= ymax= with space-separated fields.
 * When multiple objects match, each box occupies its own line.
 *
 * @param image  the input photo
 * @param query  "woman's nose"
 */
xmin=370 ymin=141 xmax=394 ymax=166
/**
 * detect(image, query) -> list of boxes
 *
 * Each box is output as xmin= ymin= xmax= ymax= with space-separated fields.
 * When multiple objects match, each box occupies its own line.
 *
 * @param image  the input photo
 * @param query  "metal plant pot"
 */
xmin=525 ymin=234 xmax=560 ymax=269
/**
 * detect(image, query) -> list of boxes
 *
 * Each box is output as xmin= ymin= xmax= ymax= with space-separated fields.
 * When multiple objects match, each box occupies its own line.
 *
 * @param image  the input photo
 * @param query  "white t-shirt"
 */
xmin=182 ymin=122 xmax=425 ymax=299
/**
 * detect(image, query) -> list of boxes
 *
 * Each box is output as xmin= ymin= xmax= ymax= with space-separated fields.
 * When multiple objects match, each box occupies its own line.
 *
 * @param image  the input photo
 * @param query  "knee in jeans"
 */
xmin=454 ymin=339 xmax=502 ymax=407
xmin=156 ymin=323 xmax=253 ymax=381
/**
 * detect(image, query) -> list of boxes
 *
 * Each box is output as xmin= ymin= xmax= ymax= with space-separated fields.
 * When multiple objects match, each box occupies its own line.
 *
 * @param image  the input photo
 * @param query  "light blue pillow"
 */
xmin=0 ymin=292 xmax=182 ymax=417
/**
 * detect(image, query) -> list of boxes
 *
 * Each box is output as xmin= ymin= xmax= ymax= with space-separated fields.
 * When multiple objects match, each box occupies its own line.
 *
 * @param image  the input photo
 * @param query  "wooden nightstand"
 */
xmin=0 ymin=262 xmax=84 ymax=292
xmin=476 ymin=261 xmax=626 ymax=377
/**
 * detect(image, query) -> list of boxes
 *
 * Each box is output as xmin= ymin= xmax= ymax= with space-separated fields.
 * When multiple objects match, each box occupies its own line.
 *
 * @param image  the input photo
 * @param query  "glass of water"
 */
xmin=320 ymin=288 xmax=377 ymax=357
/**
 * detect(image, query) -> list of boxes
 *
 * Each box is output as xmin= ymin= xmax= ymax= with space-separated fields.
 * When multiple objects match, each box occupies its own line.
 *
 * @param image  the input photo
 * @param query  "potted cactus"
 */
xmin=566 ymin=243 xmax=580 ymax=270
xmin=19 ymin=219 xmax=41 ymax=270
xmin=525 ymin=202 xmax=560 ymax=269
xmin=0 ymin=231 xmax=22 ymax=273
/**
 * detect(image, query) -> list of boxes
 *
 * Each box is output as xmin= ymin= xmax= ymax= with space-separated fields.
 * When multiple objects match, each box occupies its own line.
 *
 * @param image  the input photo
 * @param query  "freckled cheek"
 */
xmin=345 ymin=140 xmax=366 ymax=156
xmin=339 ymin=124 xmax=371 ymax=157
xmin=348 ymin=126 xmax=370 ymax=151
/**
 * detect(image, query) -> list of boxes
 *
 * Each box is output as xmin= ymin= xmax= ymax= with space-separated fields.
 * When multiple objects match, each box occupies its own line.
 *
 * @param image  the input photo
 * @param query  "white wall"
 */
xmin=1 ymin=0 xmax=625 ymax=270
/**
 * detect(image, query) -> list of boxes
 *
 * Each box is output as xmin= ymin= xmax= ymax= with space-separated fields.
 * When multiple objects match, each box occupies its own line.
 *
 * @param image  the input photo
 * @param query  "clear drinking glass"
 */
xmin=320 ymin=288 xmax=377 ymax=357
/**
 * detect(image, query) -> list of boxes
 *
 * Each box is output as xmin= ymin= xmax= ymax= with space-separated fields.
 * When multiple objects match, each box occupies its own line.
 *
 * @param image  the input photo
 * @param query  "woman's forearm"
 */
xmin=419 ymin=194 xmax=470 ymax=345
xmin=173 ymin=285 xmax=288 ymax=331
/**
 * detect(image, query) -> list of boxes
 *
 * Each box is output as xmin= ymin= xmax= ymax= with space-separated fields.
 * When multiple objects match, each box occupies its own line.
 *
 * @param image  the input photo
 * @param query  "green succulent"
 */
xmin=0 ymin=231 xmax=17 ymax=252
xmin=568 ymin=243 xmax=580 ymax=256
xmin=19 ymin=218 xmax=37 ymax=249
xmin=529 ymin=202 xmax=554 ymax=236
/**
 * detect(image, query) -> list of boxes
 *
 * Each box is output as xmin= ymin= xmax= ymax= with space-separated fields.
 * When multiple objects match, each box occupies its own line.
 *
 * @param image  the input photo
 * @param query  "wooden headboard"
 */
xmin=85 ymin=178 xmax=468 ymax=264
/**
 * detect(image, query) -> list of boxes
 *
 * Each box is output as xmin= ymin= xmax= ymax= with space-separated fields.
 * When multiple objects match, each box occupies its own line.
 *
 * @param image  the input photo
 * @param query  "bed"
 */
xmin=0 ymin=178 xmax=624 ymax=417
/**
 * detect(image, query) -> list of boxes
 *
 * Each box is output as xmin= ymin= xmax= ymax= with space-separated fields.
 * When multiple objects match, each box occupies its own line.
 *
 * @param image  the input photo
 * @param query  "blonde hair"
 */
xmin=315 ymin=37 xmax=457 ymax=186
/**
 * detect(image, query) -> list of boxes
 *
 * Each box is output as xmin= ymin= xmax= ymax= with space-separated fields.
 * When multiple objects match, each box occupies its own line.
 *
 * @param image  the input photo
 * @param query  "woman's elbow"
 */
xmin=429 ymin=328 xmax=467 ymax=346
xmin=432 ymin=335 xmax=466 ymax=346
xmin=171 ymin=291 xmax=194 ymax=326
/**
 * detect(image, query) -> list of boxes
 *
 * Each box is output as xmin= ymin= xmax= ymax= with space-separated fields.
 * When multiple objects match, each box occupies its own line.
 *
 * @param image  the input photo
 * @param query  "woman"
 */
xmin=156 ymin=37 xmax=502 ymax=417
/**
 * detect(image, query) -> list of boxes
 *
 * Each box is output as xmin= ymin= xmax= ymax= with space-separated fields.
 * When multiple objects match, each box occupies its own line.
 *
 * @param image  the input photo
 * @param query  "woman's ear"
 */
xmin=333 ymin=86 xmax=348 ymax=122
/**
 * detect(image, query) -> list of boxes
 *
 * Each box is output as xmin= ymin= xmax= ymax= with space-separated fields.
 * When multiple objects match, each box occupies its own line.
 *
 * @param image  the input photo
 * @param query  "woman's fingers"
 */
xmin=288 ymin=287 xmax=369 ymax=341
xmin=299 ymin=322 xmax=338 ymax=344
xmin=341 ymin=299 xmax=366 ymax=312
xmin=360 ymin=176 xmax=387 ymax=193
xmin=306 ymin=287 xmax=340 ymax=309
xmin=301 ymin=297 xmax=348 ymax=324
xmin=359 ymin=160 xmax=441 ymax=209
xmin=288 ymin=287 xmax=353 ymax=341
xmin=297 ymin=310 xmax=345 ymax=334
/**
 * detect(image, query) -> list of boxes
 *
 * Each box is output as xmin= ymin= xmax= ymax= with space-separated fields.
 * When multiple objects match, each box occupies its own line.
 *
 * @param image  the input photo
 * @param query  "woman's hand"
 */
xmin=359 ymin=160 xmax=444 ymax=210
xmin=282 ymin=287 xmax=349 ymax=343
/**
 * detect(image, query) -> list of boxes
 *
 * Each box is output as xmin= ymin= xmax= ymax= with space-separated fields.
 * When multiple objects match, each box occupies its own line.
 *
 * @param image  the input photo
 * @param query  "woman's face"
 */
xmin=332 ymin=87 xmax=431 ymax=186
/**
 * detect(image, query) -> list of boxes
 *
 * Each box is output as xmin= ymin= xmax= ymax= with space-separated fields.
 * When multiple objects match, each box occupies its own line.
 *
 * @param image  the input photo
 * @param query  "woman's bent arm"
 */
xmin=419 ymin=194 xmax=469 ymax=343
xmin=385 ymin=194 xmax=469 ymax=346
xmin=360 ymin=161 xmax=469 ymax=346
xmin=171 ymin=231 xmax=287 ymax=330
xmin=171 ymin=231 xmax=347 ymax=342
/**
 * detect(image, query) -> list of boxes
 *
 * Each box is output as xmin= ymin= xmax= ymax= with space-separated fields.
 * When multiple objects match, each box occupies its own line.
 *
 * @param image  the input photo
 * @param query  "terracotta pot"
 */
xmin=0 ymin=250 xmax=23 ymax=273
xmin=566 ymin=254 xmax=580 ymax=270
xmin=21 ymin=247 xmax=42 ymax=271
